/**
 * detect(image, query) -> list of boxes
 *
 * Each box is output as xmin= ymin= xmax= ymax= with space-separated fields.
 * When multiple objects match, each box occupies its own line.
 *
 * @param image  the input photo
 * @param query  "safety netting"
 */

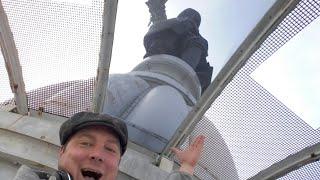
xmin=1 ymin=0 xmax=319 ymax=179
xmin=0 ymin=0 xmax=102 ymax=116
xmin=189 ymin=0 xmax=320 ymax=179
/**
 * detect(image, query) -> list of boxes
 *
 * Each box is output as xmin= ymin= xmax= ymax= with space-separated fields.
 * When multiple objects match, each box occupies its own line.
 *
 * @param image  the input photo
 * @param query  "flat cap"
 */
xmin=59 ymin=112 xmax=128 ymax=156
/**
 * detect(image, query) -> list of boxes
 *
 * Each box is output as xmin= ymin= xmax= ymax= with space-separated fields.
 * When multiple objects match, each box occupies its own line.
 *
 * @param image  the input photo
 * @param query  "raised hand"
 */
xmin=170 ymin=135 xmax=205 ymax=175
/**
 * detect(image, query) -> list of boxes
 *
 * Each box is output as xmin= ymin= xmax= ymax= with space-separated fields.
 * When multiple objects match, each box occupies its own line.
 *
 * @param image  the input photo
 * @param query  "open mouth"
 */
xmin=81 ymin=168 xmax=102 ymax=180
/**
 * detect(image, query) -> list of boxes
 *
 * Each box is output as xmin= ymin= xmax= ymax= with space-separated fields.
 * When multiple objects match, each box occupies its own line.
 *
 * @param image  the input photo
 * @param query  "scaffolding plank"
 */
xmin=0 ymin=0 xmax=28 ymax=115
xmin=92 ymin=0 xmax=118 ymax=113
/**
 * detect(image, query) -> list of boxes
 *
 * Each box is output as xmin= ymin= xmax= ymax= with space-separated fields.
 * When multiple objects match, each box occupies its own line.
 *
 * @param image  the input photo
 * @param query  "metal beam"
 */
xmin=0 ymin=0 xmax=28 ymax=115
xmin=249 ymin=142 xmax=320 ymax=179
xmin=162 ymin=0 xmax=301 ymax=156
xmin=0 ymin=110 xmax=63 ymax=146
xmin=0 ymin=128 xmax=60 ymax=171
xmin=92 ymin=0 xmax=118 ymax=113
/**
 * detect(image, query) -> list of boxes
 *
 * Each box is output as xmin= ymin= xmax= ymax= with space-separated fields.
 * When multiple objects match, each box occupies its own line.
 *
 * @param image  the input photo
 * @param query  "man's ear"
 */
xmin=59 ymin=145 xmax=66 ymax=158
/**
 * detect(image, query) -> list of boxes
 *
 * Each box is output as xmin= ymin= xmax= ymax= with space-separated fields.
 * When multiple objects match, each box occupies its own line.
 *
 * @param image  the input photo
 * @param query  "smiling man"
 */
xmin=57 ymin=112 xmax=127 ymax=180
xmin=13 ymin=112 xmax=205 ymax=180
xmin=58 ymin=126 xmax=121 ymax=180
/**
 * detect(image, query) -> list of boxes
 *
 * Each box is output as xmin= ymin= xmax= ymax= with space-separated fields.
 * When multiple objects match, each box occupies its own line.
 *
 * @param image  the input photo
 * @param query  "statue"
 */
xmin=143 ymin=8 xmax=213 ymax=92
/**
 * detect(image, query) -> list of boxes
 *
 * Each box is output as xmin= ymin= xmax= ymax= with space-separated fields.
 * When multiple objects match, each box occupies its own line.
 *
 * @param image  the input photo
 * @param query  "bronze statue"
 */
xmin=144 ymin=8 xmax=213 ymax=92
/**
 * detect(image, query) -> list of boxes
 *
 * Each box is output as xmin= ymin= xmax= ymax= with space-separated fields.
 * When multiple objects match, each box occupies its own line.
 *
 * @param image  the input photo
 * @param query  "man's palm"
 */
xmin=171 ymin=135 xmax=205 ymax=169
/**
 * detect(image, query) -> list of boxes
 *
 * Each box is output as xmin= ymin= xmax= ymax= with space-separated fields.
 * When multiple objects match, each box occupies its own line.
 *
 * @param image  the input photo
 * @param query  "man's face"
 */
xmin=58 ymin=126 xmax=121 ymax=180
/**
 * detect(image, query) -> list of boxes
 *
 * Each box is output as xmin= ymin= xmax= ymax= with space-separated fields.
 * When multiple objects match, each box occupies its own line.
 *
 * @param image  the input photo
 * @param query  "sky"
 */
xmin=111 ymin=0 xmax=276 ymax=77
xmin=108 ymin=0 xmax=320 ymax=130
xmin=251 ymin=16 xmax=320 ymax=129
xmin=0 ymin=0 xmax=318 ymax=128
xmin=1 ymin=0 xmax=276 ymax=103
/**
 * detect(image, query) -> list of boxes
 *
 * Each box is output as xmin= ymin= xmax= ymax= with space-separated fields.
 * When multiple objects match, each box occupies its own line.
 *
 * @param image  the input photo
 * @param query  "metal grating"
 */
xmin=187 ymin=0 xmax=320 ymax=179
xmin=180 ymin=117 xmax=239 ymax=180
xmin=26 ymin=79 xmax=94 ymax=117
xmin=1 ymin=0 xmax=103 ymax=116
xmin=244 ymin=0 xmax=320 ymax=73
xmin=0 ymin=52 xmax=14 ymax=106
xmin=278 ymin=160 xmax=320 ymax=180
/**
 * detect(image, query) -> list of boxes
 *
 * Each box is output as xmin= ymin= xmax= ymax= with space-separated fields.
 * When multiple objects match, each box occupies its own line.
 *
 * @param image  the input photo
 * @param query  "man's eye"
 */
xmin=80 ymin=142 xmax=92 ymax=147
xmin=105 ymin=147 xmax=116 ymax=153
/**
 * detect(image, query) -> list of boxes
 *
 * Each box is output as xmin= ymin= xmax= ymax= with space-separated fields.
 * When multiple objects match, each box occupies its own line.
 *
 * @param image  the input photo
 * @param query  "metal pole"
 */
xmin=249 ymin=142 xmax=320 ymax=179
xmin=162 ymin=0 xmax=300 ymax=156
xmin=92 ymin=0 xmax=118 ymax=113
xmin=0 ymin=0 xmax=28 ymax=115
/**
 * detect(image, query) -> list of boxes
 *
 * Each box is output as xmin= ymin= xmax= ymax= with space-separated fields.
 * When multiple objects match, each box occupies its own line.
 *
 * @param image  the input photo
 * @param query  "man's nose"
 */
xmin=89 ymin=148 xmax=104 ymax=163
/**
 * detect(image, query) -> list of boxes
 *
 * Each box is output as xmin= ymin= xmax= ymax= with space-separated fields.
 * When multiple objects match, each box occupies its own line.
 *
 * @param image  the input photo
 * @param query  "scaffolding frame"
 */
xmin=0 ymin=0 xmax=28 ymax=115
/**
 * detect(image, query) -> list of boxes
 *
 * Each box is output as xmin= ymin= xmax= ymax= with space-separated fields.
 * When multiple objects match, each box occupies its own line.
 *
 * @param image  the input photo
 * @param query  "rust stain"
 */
xmin=13 ymin=83 xmax=18 ymax=89
xmin=38 ymin=107 xmax=44 ymax=116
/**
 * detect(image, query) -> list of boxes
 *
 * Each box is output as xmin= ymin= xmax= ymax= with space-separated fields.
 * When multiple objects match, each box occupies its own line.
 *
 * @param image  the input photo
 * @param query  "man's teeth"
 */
xmin=84 ymin=176 xmax=95 ymax=180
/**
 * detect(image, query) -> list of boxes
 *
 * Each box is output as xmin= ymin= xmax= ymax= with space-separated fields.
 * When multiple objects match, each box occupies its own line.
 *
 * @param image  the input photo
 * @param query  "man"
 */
xmin=143 ymin=8 xmax=213 ymax=92
xmin=13 ymin=112 xmax=205 ymax=180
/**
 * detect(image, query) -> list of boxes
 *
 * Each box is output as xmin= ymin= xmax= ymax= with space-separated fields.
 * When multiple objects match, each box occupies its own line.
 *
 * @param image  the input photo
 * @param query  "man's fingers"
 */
xmin=192 ymin=135 xmax=206 ymax=149
xmin=197 ymin=135 xmax=205 ymax=145
xmin=170 ymin=147 xmax=181 ymax=155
